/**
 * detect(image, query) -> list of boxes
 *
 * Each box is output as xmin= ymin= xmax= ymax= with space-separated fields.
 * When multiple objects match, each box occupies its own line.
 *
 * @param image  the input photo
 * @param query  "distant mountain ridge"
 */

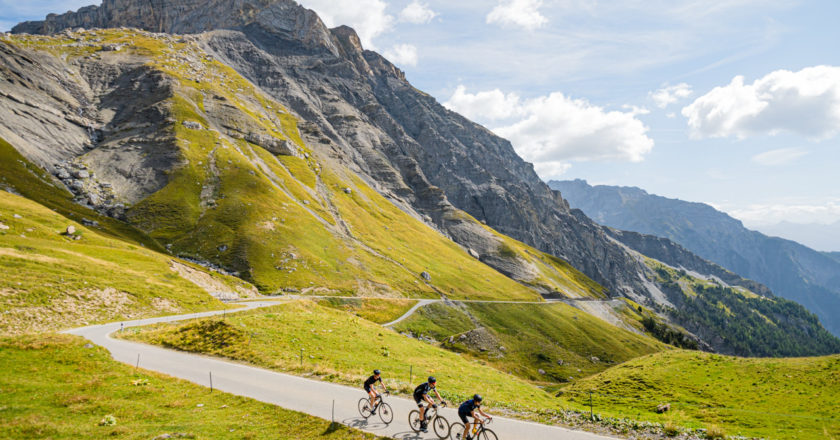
xmin=550 ymin=179 xmax=840 ymax=336
xmin=758 ymin=220 xmax=840 ymax=252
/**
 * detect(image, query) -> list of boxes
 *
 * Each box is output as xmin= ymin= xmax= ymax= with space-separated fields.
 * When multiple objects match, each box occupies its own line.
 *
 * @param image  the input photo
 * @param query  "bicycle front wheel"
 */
xmin=378 ymin=402 xmax=394 ymax=424
xmin=408 ymin=410 xmax=421 ymax=432
xmin=358 ymin=398 xmax=372 ymax=418
xmin=448 ymin=422 xmax=465 ymax=440
xmin=479 ymin=428 xmax=498 ymax=440
xmin=433 ymin=416 xmax=450 ymax=439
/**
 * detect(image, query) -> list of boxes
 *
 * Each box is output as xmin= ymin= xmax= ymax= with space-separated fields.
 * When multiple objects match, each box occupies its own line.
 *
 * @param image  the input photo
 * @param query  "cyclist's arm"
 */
xmin=433 ymin=389 xmax=443 ymax=403
xmin=477 ymin=408 xmax=491 ymax=419
xmin=380 ymin=379 xmax=388 ymax=392
xmin=424 ymin=393 xmax=435 ymax=405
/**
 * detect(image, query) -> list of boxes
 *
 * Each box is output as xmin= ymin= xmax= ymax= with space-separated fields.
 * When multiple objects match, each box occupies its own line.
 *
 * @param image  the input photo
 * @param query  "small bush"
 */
xmin=705 ymin=425 xmax=727 ymax=439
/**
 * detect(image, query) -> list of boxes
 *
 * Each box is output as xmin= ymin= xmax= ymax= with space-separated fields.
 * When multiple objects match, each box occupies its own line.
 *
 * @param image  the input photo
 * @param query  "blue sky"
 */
xmin=3 ymin=0 xmax=839 ymax=241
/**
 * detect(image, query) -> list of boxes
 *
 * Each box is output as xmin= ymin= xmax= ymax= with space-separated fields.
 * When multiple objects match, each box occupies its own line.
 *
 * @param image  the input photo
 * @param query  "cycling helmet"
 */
xmin=373 ymin=369 xmax=381 ymax=375
xmin=428 ymin=376 xmax=437 ymax=383
xmin=473 ymin=394 xmax=483 ymax=402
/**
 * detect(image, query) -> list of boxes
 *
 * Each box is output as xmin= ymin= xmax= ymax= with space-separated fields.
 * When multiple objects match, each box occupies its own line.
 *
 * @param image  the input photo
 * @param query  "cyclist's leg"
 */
xmin=459 ymin=412 xmax=470 ymax=438
xmin=368 ymin=389 xmax=377 ymax=408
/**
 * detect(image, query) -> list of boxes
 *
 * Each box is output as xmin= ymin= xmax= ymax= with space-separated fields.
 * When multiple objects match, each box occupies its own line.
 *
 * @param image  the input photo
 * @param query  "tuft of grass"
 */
xmin=704 ymin=425 xmax=726 ymax=439
xmin=562 ymin=350 xmax=840 ymax=440
xmin=0 ymin=333 xmax=381 ymax=439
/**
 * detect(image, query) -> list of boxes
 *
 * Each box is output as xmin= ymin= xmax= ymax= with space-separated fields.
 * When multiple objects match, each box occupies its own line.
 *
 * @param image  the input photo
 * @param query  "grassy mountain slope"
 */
xmin=0 ymin=334 xmax=380 ymax=439
xmin=393 ymin=301 xmax=666 ymax=382
xmin=2 ymin=30 xmax=604 ymax=301
xmin=0 ymin=190 xmax=252 ymax=334
xmin=647 ymin=259 xmax=840 ymax=357
xmin=562 ymin=350 xmax=840 ymax=440
xmin=121 ymin=300 xmax=560 ymax=414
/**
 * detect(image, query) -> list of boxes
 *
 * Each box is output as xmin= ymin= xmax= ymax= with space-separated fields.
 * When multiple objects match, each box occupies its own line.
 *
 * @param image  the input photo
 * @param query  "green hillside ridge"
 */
xmin=561 ymin=350 xmax=840 ymax=440
xmin=0 ymin=190 xmax=243 ymax=335
xmin=393 ymin=301 xmax=667 ymax=382
xmin=120 ymin=300 xmax=562 ymax=415
xmin=646 ymin=259 xmax=840 ymax=357
xmin=5 ymin=30 xmax=604 ymax=301
xmin=0 ymin=334 xmax=381 ymax=440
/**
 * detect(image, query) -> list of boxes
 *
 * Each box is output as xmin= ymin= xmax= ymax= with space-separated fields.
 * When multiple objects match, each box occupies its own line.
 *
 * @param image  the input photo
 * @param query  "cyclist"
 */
xmin=363 ymin=369 xmax=388 ymax=414
xmin=457 ymin=394 xmax=492 ymax=440
xmin=413 ymin=376 xmax=444 ymax=432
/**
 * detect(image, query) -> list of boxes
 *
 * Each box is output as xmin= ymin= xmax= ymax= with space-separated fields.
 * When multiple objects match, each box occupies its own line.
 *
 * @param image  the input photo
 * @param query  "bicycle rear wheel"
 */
xmin=433 ymin=415 xmax=450 ymax=439
xmin=378 ymin=402 xmax=394 ymax=424
xmin=358 ymin=398 xmax=372 ymax=418
xmin=448 ymin=422 xmax=465 ymax=440
xmin=408 ymin=410 xmax=421 ymax=432
xmin=479 ymin=428 xmax=498 ymax=440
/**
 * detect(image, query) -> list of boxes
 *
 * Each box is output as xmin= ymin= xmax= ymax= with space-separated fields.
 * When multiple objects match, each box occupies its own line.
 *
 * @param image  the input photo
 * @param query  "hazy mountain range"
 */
xmin=550 ymin=179 xmax=840 ymax=337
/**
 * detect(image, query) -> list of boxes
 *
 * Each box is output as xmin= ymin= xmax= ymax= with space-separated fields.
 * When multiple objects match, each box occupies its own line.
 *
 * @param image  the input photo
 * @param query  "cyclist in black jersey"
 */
xmin=363 ymin=369 xmax=388 ymax=414
xmin=456 ymin=394 xmax=491 ymax=440
xmin=412 ymin=376 xmax=444 ymax=432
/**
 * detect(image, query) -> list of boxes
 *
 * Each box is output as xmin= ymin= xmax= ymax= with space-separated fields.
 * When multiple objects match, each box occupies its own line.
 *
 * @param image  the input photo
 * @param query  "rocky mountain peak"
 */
xmin=13 ymin=0 xmax=340 ymax=54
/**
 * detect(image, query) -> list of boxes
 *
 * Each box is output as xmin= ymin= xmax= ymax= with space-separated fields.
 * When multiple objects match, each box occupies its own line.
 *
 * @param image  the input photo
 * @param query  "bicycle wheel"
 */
xmin=448 ymin=422 xmax=465 ymax=440
xmin=433 ymin=415 xmax=451 ymax=439
xmin=408 ymin=410 xmax=421 ymax=432
xmin=479 ymin=428 xmax=498 ymax=440
xmin=358 ymin=398 xmax=372 ymax=418
xmin=378 ymin=402 xmax=394 ymax=424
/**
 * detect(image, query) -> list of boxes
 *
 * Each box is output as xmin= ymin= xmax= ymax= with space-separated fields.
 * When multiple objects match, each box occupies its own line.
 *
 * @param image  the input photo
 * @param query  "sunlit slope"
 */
xmin=394 ymin=301 xmax=666 ymax=382
xmin=561 ymin=350 xmax=840 ymax=440
xmin=0 ymin=190 xmax=240 ymax=334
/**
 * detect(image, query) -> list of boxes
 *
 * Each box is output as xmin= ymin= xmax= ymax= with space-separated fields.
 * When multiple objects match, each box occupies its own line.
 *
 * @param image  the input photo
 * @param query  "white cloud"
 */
xmin=399 ymin=0 xmax=437 ymax=24
xmin=444 ymin=86 xmax=654 ymax=178
xmin=650 ymin=83 xmax=693 ymax=108
xmin=751 ymin=147 xmax=808 ymax=166
xmin=444 ymin=86 xmax=523 ymax=120
xmin=486 ymin=0 xmax=548 ymax=30
xmin=298 ymin=0 xmax=393 ymax=49
xmin=383 ymin=43 xmax=419 ymax=67
xmin=727 ymin=200 xmax=840 ymax=227
xmin=682 ymin=65 xmax=840 ymax=140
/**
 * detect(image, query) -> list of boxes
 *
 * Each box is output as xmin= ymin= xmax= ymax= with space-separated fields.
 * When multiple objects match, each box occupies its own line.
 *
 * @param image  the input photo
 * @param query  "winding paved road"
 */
xmin=66 ymin=300 xmax=617 ymax=440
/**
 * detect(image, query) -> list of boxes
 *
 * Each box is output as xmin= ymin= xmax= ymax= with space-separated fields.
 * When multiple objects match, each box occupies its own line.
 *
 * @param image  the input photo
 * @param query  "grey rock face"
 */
xmin=245 ymin=132 xmax=300 ymax=157
xmin=0 ymin=40 xmax=180 ymax=209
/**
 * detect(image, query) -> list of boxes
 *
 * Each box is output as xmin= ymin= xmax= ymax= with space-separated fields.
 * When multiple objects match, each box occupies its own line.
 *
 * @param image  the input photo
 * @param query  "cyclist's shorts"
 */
xmin=364 ymin=384 xmax=373 ymax=393
xmin=458 ymin=410 xmax=474 ymax=424
xmin=413 ymin=393 xmax=426 ymax=407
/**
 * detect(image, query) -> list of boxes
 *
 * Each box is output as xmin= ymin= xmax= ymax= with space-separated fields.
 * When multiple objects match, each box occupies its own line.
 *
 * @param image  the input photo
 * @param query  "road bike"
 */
xmin=409 ymin=401 xmax=450 ymax=438
xmin=449 ymin=417 xmax=497 ymax=440
xmin=357 ymin=391 xmax=394 ymax=424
